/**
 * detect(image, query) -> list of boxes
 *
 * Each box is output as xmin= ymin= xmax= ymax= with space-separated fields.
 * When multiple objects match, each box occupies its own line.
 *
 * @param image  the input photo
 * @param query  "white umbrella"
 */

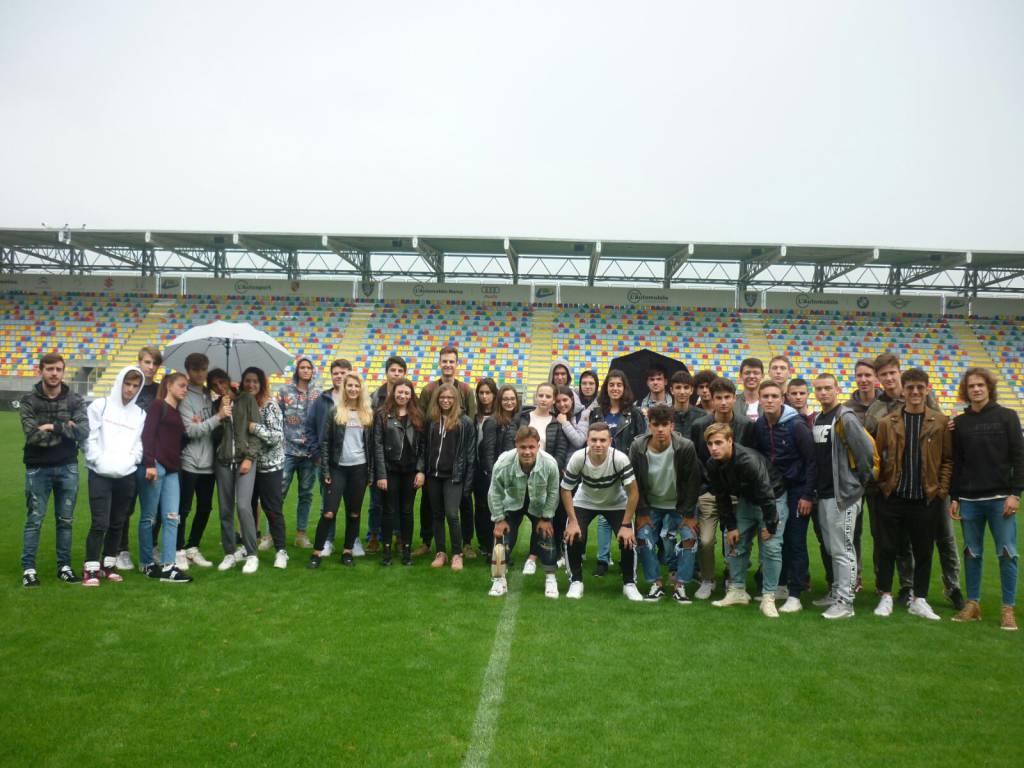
xmin=163 ymin=321 xmax=293 ymax=380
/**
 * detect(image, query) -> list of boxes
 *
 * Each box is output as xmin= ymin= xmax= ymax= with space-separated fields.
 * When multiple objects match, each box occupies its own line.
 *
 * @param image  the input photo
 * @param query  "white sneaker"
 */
xmin=779 ymin=596 xmax=803 ymax=614
xmin=623 ymin=583 xmax=644 ymax=602
xmin=695 ymin=580 xmax=715 ymax=600
xmin=321 ymin=540 xmax=334 ymax=557
xmin=217 ymin=554 xmax=236 ymax=572
xmin=116 ymin=551 xmax=134 ymax=571
xmin=258 ymin=535 xmax=273 ymax=552
xmin=352 ymin=539 xmax=366 ymax=557
xmin=186 ymin=547 xmax=213 ymax=568
xmin=874 ymin=594 xmax=894 ymax=617
xmin=566 ymin=581 xmax=584 ymax=600
xmin=488 ymin=577 xmax=508 ymax=597
xmin=242 ymin=555 xmax=259 ymax=574
xmin=175 ymin=550 xmax=189 ymax=572
xmin=761 ymin=595 xmax=779 ymax=618
xmin=822 ymin=602 xmax=855 ymax=620
xmin=556 ymin=557 xmax=565 ymax=569
xmin=273 ymin=549 xmax=289 ymax=569
xmin=522 ymin=558 xmax=537 ymax=576
xmin=233 ymin=545 xmax=247 ymax=560
xmin=712 ymin=587 xmax=751 ymax=607
xmin=908 ymin=597 xmax=940 ymax=621
xmin=544 ymin=574 xmax=559 ymax=599
xmin=812 ymin=592 xmax=836 ymax=607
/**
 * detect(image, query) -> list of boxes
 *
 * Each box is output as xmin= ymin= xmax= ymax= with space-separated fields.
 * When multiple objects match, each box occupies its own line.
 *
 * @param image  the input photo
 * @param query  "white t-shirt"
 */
xmin=561 ymin=447 xmax=634 ymax=510
xmin=645 ymin=446 xmax=676 ymax=508
xmin=529 ymin=411 xmax=553 ymax=452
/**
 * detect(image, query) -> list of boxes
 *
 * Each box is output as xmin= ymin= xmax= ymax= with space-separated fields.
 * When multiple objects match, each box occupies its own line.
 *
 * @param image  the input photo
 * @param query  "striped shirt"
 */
xmin=561 ymin=447 xmax=635 ymax=509
xmin=896 ymin=411 xmax=924 ymax=500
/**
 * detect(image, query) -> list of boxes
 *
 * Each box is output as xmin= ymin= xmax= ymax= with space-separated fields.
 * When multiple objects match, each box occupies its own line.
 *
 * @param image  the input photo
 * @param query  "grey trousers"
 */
xmin=214 ymin=463 xmax=258 ymax=557
xmin=820 ymin=496 xmax=860 ymax=606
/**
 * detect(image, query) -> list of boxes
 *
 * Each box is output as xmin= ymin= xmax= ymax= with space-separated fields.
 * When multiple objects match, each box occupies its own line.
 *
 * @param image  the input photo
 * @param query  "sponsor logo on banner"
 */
xmin=856 ymin=296 xmax=870 ymax=309
xmin=627 ymin=289 xmax=671 ymax=306
xmin=535 ymin=287 xmax=555 ymax=300
xmin=887 ymin=298 xmax=910 ymax=310
xmin=744 ymin=291 xmax=759 ymax=308
xmin=233 ymin=280 xmax=273 ymax=293
xmin=481 ymin=285 xmax=501 ymax=297
xmin=160 ymin=278 xmax=178 ymax=291
xmin=413 ymin=284 xmax=464 ymax=298
xmin=796 ymin=293 xmax=840 ymax=309
xmin=290 ymin=281 xmax=300 ymax=293
xmin=104 ymin=277 xmax=114 ymax=289
xmin=0 ymin=277 xmax=19 ymax=287
xmin=946 ymin=298 xmax=967 ymax=310
xmin=360 ymin=282 xmax=376 ymax=298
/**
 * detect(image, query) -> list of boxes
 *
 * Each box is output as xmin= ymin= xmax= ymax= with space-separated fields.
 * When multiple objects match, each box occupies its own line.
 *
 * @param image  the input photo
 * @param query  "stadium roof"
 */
xmin=1 ymin=227 xmax=1022 ymax=295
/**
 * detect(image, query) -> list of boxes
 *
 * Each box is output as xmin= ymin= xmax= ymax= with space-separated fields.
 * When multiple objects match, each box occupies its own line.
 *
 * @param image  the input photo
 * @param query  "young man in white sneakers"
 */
xmin=703 ymin=422 xmax=789 ymax=617
xmin=562 ymin=422 xmax=642 ymax=601
xmin=812 ymin=373 xmax=877 ymax=619
xmin=487 ymin=427 xmax=561 ymax=598
xmin=81 ymin=366 xmax=145 ymax=586
xmin=872 ymin=368 xmax=952 ymax=621
xmin=628 ymin=405 xmax=701 ymax=604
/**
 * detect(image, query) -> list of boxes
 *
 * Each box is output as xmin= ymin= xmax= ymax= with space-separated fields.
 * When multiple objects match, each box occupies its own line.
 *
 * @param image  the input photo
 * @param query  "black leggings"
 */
xmin=426 ymin=476 xmax=463 ymax=555
xmin=178 ymin=470 xmax=216 ymax=550
xmin=253 ymin=469 xmax=286 ymax=550
xmin=383 ymin=468 xmax=418 ymax=546
xmin=86 ymin=470 xmax=136 ymax=563
xmin=567 ymin=507 xmax=636 ymax=585
xmin=314 ymin=463 xmax=368 ymax=552
xmin=473 ymin=481 xmax=494 ymax=556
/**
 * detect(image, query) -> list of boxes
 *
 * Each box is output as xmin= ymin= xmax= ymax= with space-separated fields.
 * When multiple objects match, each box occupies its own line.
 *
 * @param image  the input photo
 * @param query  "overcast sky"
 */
xmin=1 ymin=1 xmax=1022 ymax=251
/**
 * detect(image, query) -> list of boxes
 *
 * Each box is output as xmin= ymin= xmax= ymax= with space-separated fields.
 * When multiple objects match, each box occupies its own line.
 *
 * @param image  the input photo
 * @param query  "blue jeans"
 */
xmin=726 ymin=495 xmax=789 ymax=594
xmin=780 ymin=487 xmax=810 ymax=597
xmin=22 ymin=463 xmax=79 ymax=571
xmin=138 ymin=463 xmax=180 ymax=567
xmin=638 ymin=508 xmax=696 ymax=583
xmin=960 ymin=498 xmax=1018 ymax=606
xmin=597 ymin=516 xmax=612 ymax=563
xmin=282 ymin=454 xmax=317 ymax=533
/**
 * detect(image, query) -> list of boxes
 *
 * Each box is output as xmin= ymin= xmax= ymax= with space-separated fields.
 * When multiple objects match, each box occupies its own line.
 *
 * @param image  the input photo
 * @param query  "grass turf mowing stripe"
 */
xmin=462 ymin=573 xmax=523 ymax=768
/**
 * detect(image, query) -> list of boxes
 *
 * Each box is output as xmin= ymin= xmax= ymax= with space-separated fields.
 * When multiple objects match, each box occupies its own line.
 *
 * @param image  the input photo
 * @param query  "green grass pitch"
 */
xmin=0 ymin=412 xmax=1021 ymax=767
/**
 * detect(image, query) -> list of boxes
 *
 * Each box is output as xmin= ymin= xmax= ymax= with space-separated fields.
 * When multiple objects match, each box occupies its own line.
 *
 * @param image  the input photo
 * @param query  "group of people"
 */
xmin=18 ymin=341 xmax=1022 ymax=629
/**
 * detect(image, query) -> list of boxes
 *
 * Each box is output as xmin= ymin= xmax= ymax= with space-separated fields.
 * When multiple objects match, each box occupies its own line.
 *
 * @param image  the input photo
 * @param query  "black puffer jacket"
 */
xmin=425 ymin=414 xmax=475 ymax=488
xmin=515 ymin=407 xmax=572 ymax=471
xmin=705 ymin=443 xmax=785 ymax=534
xmin=372 ymin=410 xmax=424 ymax=482
xmin=586 ymin=404 xmax=647 ymax=453
xmin=321 ymin=407 xmax=374 ymax=476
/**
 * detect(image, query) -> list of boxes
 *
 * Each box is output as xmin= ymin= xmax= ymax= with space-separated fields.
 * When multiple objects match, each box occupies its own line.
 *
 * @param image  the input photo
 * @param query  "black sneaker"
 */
xmin=145 ymin=564 xmax=163 ymax=580
xmin=401 ymin=546 xmax=412 ymax=566
xmin=381 ymin=545 xmax=393 ymax=567
xmin=672 ymin=585 xmax=693 ymax=604
xmin=160 ymin=566 xmax=193 ymax=584
xmin=341 ymin=552 xmax=354 ymax=567
xmin=57 ymin=566 xmax=81 ymax=584
xmin=22 ymin=571 xmax=40 ymax=588
xmin=948 ymin=587 xmax=966 ymax=612
xmin=644 ymin=584 xmax=665 ymax=602
xmin=593 ymin=560 xmax=609 ymax=578
xmin=896 ymin=586 xmax=912 ymax=607
xmin=307 ymin=554 xmax=322 ymax=570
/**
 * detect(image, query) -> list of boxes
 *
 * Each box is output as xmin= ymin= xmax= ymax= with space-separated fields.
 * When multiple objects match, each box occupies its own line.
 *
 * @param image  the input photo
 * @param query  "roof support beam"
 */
xmin=664 ymin=244 xmax=693 ymax=288
xmin=413 ymin=236 xmax=444 ymax=282
xmin=738 ymin=245 xmax=787 ymax=290
xmin=810 ymin=247 xmax=879 ymax=292
xmin=503 ymin=238 xmax=519 ymax=285
xmin=323 ymin=235 xmax=371 ymax=283
xmin=233 ymin=234 xmax=292 ymax=275
xmin=587 ymin=241 xmax=603 ymax=287
xmin=894 ymin=251 xmax=973 ymax=291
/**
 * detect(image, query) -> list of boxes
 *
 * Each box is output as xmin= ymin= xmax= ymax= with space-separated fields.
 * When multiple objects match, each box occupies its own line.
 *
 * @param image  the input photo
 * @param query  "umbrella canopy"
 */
xmin=162 ymin=321 xmax=293 ymax=380
xmin=607 ymin=349 xmax=688 ymax=403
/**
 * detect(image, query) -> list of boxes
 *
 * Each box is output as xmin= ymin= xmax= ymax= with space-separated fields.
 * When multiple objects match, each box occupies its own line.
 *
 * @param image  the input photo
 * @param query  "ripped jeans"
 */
xmin=138 ymin=462 xmax=180 ymax=567
xmin=22 ymin=463 xmax=79 ymax=571
xmin=637 ymin=508 xmax=697 ymax=584
xmin=960 ymin=498 xmax=1018 ymax=606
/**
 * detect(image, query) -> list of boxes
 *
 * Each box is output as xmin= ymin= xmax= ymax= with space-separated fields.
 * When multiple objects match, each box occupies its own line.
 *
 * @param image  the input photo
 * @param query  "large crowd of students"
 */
xmin=17 ymin=341 xmax=1023 ymax=629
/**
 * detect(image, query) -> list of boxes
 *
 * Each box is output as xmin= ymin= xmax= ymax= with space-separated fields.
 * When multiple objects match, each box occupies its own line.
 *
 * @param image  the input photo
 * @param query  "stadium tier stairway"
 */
xmin=960 ymin=316 xmax=1024 ymax=421
xmin=0 ymin=291 xmax=151 ymax=379
xmin=761 ymin=309 xmax=964 ymax=413
xmin=552 ymin=305 xmax=751 ymax=381
xmin=357 ymin=300 xmax=532 ymax=390
xmin=93 ymin=296 xmax=178 ymax=396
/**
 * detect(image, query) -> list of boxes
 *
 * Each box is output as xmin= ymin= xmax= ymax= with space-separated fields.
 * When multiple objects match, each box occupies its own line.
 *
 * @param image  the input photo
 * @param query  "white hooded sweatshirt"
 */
xmin=84 ymin=366 xmax=146 ymax=477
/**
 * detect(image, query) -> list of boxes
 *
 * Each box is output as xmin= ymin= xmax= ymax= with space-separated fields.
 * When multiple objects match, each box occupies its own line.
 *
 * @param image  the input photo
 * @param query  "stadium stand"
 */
xmin=968 ymin=316 xmax=1024 ymax=403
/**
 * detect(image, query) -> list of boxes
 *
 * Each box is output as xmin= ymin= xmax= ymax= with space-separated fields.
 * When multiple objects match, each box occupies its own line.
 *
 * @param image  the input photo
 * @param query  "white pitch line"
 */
xmin=462 ymin=575 xmax=523 ymax=768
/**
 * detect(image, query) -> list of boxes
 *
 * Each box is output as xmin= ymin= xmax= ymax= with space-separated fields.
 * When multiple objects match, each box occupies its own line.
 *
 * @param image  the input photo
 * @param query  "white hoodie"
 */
xmin=84 ymin=366 xmax=146 ymax=477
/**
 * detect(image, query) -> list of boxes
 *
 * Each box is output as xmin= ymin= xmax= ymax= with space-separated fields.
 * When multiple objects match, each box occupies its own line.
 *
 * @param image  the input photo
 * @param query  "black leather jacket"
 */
xmin=587 ymin=404 xmax=648 ymax=453
xmin=628 ymin=432 xmax=702 ymax=519
xmin=425 ymin=414 xmax=476 ymax=488
xmin=321 ymin=407 xmax=374 ymax=475
xmin=705 ymin=443 xmax=785 ymax=533
xmin=372 ymin=410 xmax=425 ymax=482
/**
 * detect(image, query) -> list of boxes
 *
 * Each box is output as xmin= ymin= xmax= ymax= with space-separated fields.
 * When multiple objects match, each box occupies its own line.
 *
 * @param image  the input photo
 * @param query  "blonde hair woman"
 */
xmin=309 ymin=373 xmax=374 ymax=568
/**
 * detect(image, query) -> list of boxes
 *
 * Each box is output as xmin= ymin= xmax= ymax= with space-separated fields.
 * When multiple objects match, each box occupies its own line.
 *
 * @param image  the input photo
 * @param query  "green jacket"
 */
xmin=487 ymin=448 xmax=560 ymax=522
xmin=212 ymin=391 xmax=260 ymax=465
